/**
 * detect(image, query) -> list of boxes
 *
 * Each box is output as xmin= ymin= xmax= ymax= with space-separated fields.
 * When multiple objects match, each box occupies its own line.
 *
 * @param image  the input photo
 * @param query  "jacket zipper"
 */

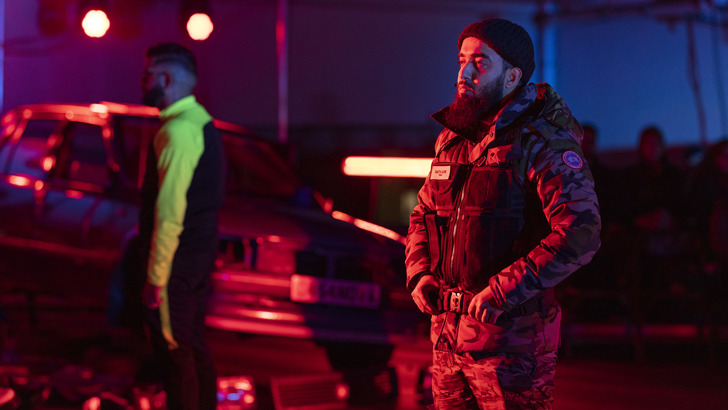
xmin=445 ymin=164 xmax=472 ymax=286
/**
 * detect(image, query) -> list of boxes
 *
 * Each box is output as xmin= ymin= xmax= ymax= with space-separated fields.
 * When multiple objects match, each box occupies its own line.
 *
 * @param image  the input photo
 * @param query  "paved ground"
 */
xmin=2 ymin=298 xmax=727 ymax=409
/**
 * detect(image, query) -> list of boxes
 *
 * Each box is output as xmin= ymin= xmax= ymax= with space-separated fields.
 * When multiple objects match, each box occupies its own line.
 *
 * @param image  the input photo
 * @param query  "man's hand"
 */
xmin=468 ymin=286 xmax=504 ymax=324
xmin=411 ymin=274 xmax=440 ymax=315
xmin=143 ymin=282 xmax=164 ymax=309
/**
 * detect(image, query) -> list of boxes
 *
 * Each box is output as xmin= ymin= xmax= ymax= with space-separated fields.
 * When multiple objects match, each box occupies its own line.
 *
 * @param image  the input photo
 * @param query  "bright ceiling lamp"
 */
xmin=183 ymin=0 xmax=213 ymax=40
xmin=80 ymin=0 xmax=110 ymax=38
xmin=342 ymin=156 xmax=432 ymax=178
xmin=187 ymin=13 xmax=214 ymax=40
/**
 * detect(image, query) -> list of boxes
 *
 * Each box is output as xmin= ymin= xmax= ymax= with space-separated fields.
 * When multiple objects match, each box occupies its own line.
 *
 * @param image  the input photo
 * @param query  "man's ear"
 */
xmin=504 ymin=67 xmax=523 ymax=91
xmin=161 ymin=72 xmax=172 ymax=89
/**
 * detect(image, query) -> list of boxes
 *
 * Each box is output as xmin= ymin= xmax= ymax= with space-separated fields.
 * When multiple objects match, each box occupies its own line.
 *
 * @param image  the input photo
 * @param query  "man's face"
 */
xmin=638 ymin=131 xmax=663 ymax=164
xmin=456 ymin=37 xmax=508 ymax=110
xmin=141 ymin=58 xmax=165 ymax=108
xmin=445 ymin=37 xmax=509 ymax=129
xmin=716 ymin=145 xmax=728 ymax=173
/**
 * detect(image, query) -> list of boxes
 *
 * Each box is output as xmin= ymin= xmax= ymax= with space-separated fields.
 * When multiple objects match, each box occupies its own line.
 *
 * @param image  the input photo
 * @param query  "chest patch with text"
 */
xmin=431 ymin=165 xmax=451 ymax=180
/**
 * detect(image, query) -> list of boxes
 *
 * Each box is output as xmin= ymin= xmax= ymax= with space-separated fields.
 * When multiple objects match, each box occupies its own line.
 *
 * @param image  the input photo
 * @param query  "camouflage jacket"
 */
xmin=405 ymin=83 xmax=601 ymax=353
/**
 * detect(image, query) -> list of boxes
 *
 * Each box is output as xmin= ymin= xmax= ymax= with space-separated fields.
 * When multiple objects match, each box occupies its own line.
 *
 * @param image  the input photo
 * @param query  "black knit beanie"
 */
xmin=458 ymin=18 xmax=535 ymax=84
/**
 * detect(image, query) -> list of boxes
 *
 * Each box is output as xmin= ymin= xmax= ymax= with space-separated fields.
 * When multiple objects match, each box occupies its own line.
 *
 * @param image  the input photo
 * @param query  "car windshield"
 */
xmin=112 ymin=115 xmax=300 ymax=198
xmin=220 ymin=128 xmax=300 ymax=198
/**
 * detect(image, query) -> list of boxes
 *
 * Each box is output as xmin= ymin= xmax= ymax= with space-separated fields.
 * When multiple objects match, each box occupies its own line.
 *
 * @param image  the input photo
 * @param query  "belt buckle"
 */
xmin=450 ymin=291 xmax=463 ymax=313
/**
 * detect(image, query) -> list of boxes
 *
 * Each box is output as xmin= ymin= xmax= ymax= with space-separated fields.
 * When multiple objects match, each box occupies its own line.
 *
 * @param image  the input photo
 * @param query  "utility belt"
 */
xmin=438 ymin=288 xmax=555 ymax=320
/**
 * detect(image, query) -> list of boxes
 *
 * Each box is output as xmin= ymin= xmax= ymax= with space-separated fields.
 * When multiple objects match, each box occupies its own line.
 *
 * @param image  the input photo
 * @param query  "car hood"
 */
xmin=218 ymin=195 xmax=403 ymax=253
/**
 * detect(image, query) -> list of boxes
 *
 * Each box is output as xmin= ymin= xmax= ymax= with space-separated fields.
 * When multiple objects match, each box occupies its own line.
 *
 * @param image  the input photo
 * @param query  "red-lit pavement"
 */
xmin=1 ymin=300 xmax=727 ymax=409
xmin=208 ymin=329 xmax=728 ymax=410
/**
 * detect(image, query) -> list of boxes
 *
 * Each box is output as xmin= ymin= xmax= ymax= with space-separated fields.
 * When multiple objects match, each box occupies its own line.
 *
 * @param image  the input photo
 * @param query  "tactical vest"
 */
xmin=425 ymin=127 xmax=550 ymax=292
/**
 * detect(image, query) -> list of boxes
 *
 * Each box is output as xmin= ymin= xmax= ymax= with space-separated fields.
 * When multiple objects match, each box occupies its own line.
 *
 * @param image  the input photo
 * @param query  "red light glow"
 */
xmin=336 ymin=383 xmax=350 ymax=400
xmin=42 ymin=156 xmax=55 ymax=172
xmin=65 ymin=190 xmax=84 ymax=199
xmin=7 ymin=175 xmax=32 ymax=188
xmin=82 ymin=10 xmax=110 ymax=38
xmin=235 ymin=380 xmax=253 ymax=391
xmin=84 ymin=397 xmax=101 ymax=410
xmin=217 ymin=376 xmax=256 ymax=407
xmin=332 ymin=210 xmax=406 ymax=244
xmin=138 ymin=397 xmax=150 ymax=410
xmin=1 ymin=113 xmax=16 ymax=137
xmin=342 ymin=156 xmax=431 ymax=178
xmin=187 ymin=13 xmax=213 ymax=41
xmin=89 ymin=103 xmax=109 ymax=114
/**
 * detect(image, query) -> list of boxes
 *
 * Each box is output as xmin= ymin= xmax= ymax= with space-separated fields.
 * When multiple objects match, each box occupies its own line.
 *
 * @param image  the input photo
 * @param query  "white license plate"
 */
xmin=290 ymin=274 xmax=381 ymax=309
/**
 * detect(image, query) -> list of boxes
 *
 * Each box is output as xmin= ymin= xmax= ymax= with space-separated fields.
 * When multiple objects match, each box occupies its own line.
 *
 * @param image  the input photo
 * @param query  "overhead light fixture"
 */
xmin=79 ymin=0 xmax=110 ymax=38
xmin=182 ymin=0 xmax=214 ymax=41
xmin=342 ymin=156 xmax=432 ymax=178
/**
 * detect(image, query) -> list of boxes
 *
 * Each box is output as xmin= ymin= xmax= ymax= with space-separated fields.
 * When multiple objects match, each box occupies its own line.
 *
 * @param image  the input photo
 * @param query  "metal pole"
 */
xmin=276 ymin=0 xmax=288 ymax=144
xmin=534 ymin=0 xmax=557 ymax=87
xmin=535 ymin=0 xmax=546 ymax=83
xmin=687 ymin=19 xmax=708 ymax=148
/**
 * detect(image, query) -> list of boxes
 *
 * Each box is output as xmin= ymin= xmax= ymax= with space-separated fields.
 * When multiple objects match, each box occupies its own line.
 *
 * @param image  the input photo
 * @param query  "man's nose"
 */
xmin=459 ymin=60 xmax=475 ymax=81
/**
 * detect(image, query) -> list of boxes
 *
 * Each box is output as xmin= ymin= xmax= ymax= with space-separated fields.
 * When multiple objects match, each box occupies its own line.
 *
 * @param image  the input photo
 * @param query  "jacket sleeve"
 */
xmin=147 ymin=119 xmax=204 ymax=286
xmin=405 ymin=161 xmax=437 ymax=292
xmin=489 ymin=130 xmax=602 ymax=309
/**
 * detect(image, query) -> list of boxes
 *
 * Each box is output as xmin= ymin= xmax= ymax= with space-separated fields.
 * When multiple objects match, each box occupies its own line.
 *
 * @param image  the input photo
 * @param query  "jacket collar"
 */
xmin=431 ymin=83 xmax=537 ymax=152
xmin=160 ymin=95 xmax=197 ymax=120
xmin=431 ymin=83 xmax=582 ymax=153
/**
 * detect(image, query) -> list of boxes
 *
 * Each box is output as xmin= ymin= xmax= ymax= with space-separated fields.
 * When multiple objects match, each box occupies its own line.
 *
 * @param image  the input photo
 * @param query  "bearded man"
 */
xmin=405 ymin=18 xmax=601 ymax=409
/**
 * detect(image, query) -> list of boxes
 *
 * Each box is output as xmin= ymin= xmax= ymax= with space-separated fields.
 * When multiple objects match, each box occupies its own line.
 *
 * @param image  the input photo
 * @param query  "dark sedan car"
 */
xmin=0 ymin=102 xmax=423 ymax=362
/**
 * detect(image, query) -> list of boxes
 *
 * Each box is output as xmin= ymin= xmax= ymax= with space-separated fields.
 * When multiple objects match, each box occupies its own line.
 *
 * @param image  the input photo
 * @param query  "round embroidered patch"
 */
xmin=562 ymin=150 xmax=584 ymax=169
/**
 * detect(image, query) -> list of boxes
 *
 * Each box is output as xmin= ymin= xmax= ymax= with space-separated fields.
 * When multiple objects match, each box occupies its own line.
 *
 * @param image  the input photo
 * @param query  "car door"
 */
xmin=0 ymin=115 xmax=88 ymax=295
xmin=0 ymin=116 xmax=60 ymax=241
xmin=37 ymin=119 xmax=138 ymax=270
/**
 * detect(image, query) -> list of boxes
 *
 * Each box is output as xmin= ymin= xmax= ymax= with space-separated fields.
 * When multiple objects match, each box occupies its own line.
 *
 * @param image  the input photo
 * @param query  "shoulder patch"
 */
xmin=562 ymin=150 xmax=584 ymax=170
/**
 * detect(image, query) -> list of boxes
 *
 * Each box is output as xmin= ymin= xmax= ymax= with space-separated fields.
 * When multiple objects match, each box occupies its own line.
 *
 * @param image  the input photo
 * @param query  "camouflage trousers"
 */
xmin=431 ymin=349 xmax=557 ymax=409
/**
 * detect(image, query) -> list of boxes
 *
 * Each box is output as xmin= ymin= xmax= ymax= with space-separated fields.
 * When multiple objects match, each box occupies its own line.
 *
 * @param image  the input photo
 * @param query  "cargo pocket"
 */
xmin=424 ymin=211 xmax=447 ymax=274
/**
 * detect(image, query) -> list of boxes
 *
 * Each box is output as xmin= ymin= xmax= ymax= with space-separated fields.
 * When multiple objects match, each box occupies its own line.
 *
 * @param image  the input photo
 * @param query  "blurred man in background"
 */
xmin=139 ymin=43 xmax=224 ymax=410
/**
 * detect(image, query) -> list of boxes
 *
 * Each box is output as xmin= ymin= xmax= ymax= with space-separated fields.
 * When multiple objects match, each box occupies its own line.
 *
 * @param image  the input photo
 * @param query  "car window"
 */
xmin=222 ymin=130 xmax=299 ymax=198
xmin=0 ymin=119 xmax=59 ymax=178
xmin=51 ymin=122 xmax=110 ymax=188
xmin=111 ymin=115 xmax=300 ymax=198
xmin=112 ymin=115 xmax=160 ymax=189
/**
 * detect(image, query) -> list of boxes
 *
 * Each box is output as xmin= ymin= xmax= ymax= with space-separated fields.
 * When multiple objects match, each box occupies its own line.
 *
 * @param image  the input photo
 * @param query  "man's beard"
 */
xmin=142 ymin=86 xmax=164 ymax=108
xmin=445 ymin=72 xmax=506 ymax=131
